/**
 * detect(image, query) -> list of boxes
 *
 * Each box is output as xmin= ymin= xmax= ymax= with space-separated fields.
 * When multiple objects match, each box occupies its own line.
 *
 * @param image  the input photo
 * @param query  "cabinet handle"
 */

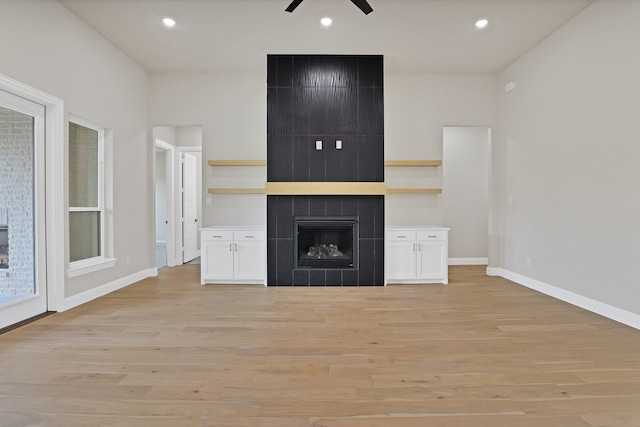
xmin=413 ymin=243 xmax=416 ymax=251
xmin=229 ymin=243 xmax=232 ymax=252
xmin=235 ymin=243 xmax=238 ymax=251
xmin=397 ymin=235 xmax=407 ymax=238
xmin=244 ymin=235 xmax=254 ymax=238
xmin=428 ymin=235 xmax=438 ymax=238
xmin=418 ymin=243 xmax=421 ymax=251
xmin=213 ymin=235 xmax=223 ymax=238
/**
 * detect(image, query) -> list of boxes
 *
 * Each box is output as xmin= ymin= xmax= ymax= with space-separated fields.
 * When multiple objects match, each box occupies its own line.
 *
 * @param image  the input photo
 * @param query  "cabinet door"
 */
xmin=416 ymin=241 xmax=447 ymax=280
xmin=386 ymin=241 xmax=416 ymax=280
xmin=234 ymin=241 xmax=265 ymax=281
xmin=202 ymin=242 xmax=234 ymax=280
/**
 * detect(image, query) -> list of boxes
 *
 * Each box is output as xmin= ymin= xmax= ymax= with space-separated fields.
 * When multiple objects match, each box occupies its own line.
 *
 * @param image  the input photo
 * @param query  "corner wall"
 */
xmin=495 ymin=0 xmax=640 ymax=316
xmin=150 ymin=72 xmax=267 ymax=227
xmin=1 ymin=0 xmax=152 ymax=299
xmin=385 ymin=73 xmax=498 ymax=228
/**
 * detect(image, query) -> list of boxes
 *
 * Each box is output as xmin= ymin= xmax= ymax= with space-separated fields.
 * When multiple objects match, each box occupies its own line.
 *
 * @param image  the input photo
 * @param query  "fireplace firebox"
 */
xmin=295 ymin=217 xmax=358 ymax=269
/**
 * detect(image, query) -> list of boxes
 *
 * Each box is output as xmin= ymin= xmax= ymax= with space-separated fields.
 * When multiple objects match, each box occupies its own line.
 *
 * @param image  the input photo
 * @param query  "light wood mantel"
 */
xmin=384 ymin=160 xmax=442 ymax=167
xmin=265 ymin=182 xmax=387 ymax=196
xmin=208 ymin=160 xmax=266 ymax=166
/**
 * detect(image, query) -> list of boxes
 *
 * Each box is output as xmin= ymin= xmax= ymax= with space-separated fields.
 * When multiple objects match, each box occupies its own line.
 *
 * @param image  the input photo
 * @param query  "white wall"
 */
xmin=150 ymin=73 xmax=267 ymax=227
xmin=385 ymin=73 xmax=498 ymax=227
xmin=495 ymin=0 xmax=640 ymax=315
xmin=176 ymin=126 xmax=203 ymax=148
xmin=1 ymin=0 xmax=152 ymax=297
xmin=154 ymin=126 xmax=176 ymax=146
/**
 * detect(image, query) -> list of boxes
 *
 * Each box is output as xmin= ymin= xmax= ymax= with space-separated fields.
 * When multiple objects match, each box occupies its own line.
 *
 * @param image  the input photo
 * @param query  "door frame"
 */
xmin=0 ymin=74 xmax=65 ymax=315
xmin=154 ymin=139 xmax=178 ymax=267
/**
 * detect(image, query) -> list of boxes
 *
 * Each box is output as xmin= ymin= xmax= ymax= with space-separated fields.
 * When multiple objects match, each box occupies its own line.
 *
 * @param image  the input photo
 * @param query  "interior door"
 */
xmin=182 ymin=152 xmax=199 ymax=263
xmin=0 ymin=89 xmax=47 ymax=329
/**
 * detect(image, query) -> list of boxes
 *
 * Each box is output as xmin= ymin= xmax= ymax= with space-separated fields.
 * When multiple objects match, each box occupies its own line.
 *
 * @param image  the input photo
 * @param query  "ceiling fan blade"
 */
xmin=285 ymin=0 xmax=305 ymax=13
xmin=351 ymin=0 xmax=374 ymax=15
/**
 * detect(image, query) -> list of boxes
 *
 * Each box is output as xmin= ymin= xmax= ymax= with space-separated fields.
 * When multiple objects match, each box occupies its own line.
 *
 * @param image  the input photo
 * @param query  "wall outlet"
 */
xmin=526 ymin=258 xmax=531 ymax=267
xmin=126 ymin=257 xmax=131 ymax=266
xmin=336 ymin=140 xmax=342 ymax=150
xmin=315 ymin=140 xmax=322 ymax=150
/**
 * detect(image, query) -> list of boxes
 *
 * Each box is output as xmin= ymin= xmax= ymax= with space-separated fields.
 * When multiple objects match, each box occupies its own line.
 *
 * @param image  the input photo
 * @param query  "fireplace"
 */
xmin=267 ymin=195 xmax=384 ymax=286
xmin=295 ymin=216 xmax=358 ymax=269
xmin=266 ymin=54 xmax=384 ymax=286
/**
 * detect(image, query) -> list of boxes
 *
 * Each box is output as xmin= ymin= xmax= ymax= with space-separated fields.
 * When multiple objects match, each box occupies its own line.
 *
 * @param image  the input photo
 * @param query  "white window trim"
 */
xmin=67 ymin=256 xmax=117 ymax=278
xmin=67 ymin=115 xmax=116 ymax=277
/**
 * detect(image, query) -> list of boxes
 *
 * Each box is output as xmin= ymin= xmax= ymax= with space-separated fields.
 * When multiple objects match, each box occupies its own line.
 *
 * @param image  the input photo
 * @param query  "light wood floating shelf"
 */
xmin=386 ymin=188 xmax=442 ymax=194
xmin=208 ymin=160 xmax=267 ymax=166
xmin=385 ymin=160 xmax=442 ymax=167
xmin=266 ymin=182 xmax=387 ymax=196
xmin=208 ymin=188 xmax=266 ymax=194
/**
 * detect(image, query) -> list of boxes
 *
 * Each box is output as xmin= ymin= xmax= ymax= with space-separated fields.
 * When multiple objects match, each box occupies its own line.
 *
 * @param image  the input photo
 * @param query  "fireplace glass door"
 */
xmin=295 ymin=217 xmax=358 ymax=269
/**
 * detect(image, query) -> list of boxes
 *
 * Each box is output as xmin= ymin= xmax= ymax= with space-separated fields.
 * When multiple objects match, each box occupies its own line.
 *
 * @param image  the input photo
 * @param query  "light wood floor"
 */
xmin=1 ymin=265 xmax=640 ymax=426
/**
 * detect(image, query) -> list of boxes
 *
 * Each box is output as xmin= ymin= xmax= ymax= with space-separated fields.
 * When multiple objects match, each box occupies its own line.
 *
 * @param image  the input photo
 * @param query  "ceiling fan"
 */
xmin=285 ymin=0 xmax=374 ymax=15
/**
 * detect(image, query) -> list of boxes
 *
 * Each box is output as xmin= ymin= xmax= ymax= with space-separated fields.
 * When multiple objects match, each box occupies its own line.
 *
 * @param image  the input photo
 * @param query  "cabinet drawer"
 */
xmin=387 ymin=230 xmax=416 ymax=241
xmin=234 ymin=231 xmax=265 ymax=241
xmin=416 ymin=230 xmax=447 ymax=241
xmin=201 ymin=230 xmax=233 ymax=241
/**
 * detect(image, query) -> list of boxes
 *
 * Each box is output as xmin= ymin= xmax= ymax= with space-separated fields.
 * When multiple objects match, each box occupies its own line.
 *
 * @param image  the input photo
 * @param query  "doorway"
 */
xmin=0 ymin=89 xmax=48 ymax=328
xmin=442 ymin=126 xmax=491 ymax=265
xmin=153 ymin=126 xmax=202 ymax=268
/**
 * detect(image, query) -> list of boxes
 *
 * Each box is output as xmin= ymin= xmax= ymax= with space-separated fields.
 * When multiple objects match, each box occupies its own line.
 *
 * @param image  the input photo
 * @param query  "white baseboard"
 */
xmin=61 ymin=267 xmax=158 ymax=311
xmin=449 ymin=258 xmax=488 ymax=266
xmin=487 ymin=267 xmax=640 ymax=331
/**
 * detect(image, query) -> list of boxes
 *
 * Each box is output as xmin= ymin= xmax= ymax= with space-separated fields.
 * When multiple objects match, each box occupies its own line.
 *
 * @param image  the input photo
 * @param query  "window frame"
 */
xmin=67 ymin=115 xmax=116 ymax=277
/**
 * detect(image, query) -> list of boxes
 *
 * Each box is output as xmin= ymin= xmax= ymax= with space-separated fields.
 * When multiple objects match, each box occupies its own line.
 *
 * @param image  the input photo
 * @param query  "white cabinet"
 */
xmin=386 ymin=227 xmax=449 ymax=284
xmin=201 ymin=227 xmax=265 ymax=285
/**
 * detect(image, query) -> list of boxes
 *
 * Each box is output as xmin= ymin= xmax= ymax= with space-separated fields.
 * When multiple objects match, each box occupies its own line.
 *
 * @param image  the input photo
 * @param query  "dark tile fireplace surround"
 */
xmin=267 ymin=54 xmax=384 ymax=286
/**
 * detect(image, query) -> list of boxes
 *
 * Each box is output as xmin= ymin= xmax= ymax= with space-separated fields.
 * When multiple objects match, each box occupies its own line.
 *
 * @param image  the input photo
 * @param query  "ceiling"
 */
xmin=59 ymin=0 xmax=594 ymax=74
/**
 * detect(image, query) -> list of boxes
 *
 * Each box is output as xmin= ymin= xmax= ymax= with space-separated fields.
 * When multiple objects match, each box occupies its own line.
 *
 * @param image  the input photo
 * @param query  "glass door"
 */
xmin=0 ymin=89 xmax=47 ymax=329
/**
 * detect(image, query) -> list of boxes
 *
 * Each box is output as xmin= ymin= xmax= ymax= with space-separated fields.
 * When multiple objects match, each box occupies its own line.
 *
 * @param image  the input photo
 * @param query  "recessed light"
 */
xmin=475 ymin=19 xmax=489 ymax=29
xmin=321 ymin=17 xmax=333 ymax=27
xmin=163 ymin=17 xmax=176 ymax=28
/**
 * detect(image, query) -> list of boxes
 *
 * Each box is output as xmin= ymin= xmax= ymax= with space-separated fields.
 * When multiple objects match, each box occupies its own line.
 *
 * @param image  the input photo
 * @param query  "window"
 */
xmin=67 ymin=117 xmax=115 ymax=276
